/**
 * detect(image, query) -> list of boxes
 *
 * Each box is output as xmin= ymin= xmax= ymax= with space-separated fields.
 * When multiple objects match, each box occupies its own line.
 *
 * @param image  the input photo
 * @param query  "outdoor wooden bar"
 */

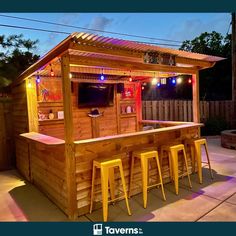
xmin=11 ymin=32 xmax=223 ymax=219
xmin=17 ymin=121 xmax=201 ymax=216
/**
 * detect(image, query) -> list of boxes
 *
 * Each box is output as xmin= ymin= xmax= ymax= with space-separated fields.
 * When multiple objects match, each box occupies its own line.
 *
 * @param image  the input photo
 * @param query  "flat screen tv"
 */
xmin=78 ymin=83 xmax=114 ymax=107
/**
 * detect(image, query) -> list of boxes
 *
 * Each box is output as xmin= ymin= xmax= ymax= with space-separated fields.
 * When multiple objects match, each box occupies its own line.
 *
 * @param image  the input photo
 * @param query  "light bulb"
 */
xmin=177 ymin=78 xmax=182 ymax=84
xmin=152 ymin=78 xmax=158 ymax=85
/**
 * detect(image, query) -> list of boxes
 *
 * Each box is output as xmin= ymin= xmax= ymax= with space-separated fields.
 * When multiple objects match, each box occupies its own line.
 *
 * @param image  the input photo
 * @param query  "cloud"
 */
xmin=89 ymin=16 xmax=113 ymax=32
xmin=166 ymin=13 xmax=231 ymax=44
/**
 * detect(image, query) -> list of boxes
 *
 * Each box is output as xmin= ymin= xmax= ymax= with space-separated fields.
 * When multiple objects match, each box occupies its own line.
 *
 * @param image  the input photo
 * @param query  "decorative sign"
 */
xmin=143 ymin=51 xmax=176 ymax=66
xmin=122 ymin=87 xmax=134 ymax=99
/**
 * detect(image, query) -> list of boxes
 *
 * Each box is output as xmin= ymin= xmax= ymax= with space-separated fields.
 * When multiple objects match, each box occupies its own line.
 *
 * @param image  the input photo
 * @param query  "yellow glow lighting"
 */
xmin=151 ymin=78 xmax=158 ymax=85
xmin=177 ymin=78 xmax=182 ymax=84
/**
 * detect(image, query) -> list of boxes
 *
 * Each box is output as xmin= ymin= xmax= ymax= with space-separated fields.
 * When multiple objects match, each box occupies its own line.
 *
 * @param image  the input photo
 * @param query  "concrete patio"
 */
xmin=1 ymin=136 xmax=236 ymax=222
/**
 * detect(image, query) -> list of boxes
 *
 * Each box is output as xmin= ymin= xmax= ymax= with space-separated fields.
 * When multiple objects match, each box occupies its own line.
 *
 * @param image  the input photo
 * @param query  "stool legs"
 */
xmin=101 ymin=167 xmax=109 ymax=222
xmin=183 ymin=148 xmax=192 ymax=189
xmin=118 ymin=163 xmax=131 ymax=216
xmin=129 ymin=151 xmax=166 ymax=208
xmin=90 ymin=164 xmax=96 ymax=214
xmin=204 ymin=143 xmax=213 ymax=179
xmin=170 ymin=150 xmax=179 ymax=195
xmin=170 ymin=147 xmax=192 ymax=195
xmin=194 ymin=140 xmax=214 ymax=184
xmin=140 ymin=156 xmax=148 ymax=208
xmin=155 ymin=154 xmax=166 ymax=201
xmin=128 ymin=155 xmax=135 ymax=198
xmin=194 ymin=143 xmax=203 ymax=184
xmin=108 ymin=168 xmax=116 ymax=202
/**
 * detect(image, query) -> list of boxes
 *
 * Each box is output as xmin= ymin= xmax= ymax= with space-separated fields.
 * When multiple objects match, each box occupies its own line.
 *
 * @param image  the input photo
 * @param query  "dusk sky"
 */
xmin=0 ymin=13 xmax=231 ymax=56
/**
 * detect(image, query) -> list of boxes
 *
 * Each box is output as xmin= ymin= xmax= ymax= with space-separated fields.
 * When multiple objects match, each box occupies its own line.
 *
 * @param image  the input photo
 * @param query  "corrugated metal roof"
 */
xmin=73 ymin=32 xmax=224 ymax=62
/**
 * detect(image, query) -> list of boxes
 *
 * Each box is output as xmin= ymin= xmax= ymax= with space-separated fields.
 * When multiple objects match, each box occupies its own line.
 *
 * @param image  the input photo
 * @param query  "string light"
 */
xmin=142 ymin=86 xmax=145 ymax=90
xmin=50 ymin=63 xmax=55 ymax=77
xmin=27 ymin=78 xmax=32 ymax=88
xmin=36 ymin=72 xmax=40 ymax=83
xmin=177 ymin=77 xmax=182 ymax=84
xmin=129 ymin=70 xmax=132 ymax=82
xmin=151 ymin=72 xmax=158 ymax=85
xmin=171 ymin=78 xmax=176 ymax=85
xmin=161 ymin=78 xmax=166 ymax=85
xmin=100 ymin=68 xmax=105 ymax=81
xmin=152 ymin=78 xmax=158 ymax=85
xmin=188 ymin=78 xmax=192 ymax=84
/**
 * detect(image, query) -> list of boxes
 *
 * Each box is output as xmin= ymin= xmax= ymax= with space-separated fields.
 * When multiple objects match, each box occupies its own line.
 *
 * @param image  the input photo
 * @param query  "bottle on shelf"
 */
xmin=48 ymin=109 xmax=54 ymax=119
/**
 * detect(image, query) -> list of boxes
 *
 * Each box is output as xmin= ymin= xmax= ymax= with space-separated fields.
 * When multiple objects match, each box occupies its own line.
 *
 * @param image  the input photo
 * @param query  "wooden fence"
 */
xmin=0 ymin=98 xmax=13 ymax=170
xmin=142 ymin=100 xmax=235 ymax=125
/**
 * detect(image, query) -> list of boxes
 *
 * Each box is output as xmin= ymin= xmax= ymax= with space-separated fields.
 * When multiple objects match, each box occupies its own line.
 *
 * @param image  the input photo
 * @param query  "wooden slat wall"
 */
xmin=30 ymin=141 xmax=67 ymax=214
xmin=71 ymin=82 xmax=120 ymax=140
xmin=15 ymin=137 xmax=30 ymax=181
xmin=0 ymin=99 xmax=13 ymax=170
xmin=142 ymin=100 xmax=234 ymax=126
xmin=74 ymin=125 xmax=199 ymax=215
xmin=37 ymin=77 xmax=65 ymax=139
xmin=12 ymin=81 xmax=29 ymax=136
xmin=38 ymin=102 xmax=65 ymax=139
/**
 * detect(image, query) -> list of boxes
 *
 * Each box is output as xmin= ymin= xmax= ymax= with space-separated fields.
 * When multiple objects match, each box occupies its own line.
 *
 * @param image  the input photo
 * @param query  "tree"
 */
xmin=180 ymin=31 xmax=232 ymax=100
xmin=0 ymin=34 xmax=40 ymax=91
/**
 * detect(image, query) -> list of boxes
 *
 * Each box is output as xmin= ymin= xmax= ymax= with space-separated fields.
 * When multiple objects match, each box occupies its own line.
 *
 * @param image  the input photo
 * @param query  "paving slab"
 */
xmin=225 ymin=193 xmax=236 ymax=205
xmin=198 ymin=202 xmax=236 ymax=222
xmin=86 ymin=186 xmax=221 ymax=222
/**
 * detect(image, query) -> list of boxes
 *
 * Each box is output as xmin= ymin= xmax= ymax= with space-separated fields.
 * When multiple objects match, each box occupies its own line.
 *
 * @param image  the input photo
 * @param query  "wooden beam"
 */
xmin=26 ymin=77 xmax=38 ymax=132
xmin=13 ymin=36 xmax=72 ymax=86
xmin=176 ymin=57 xmax=215 ymax=69
xmin=61 ymin=54 xmax=77 ymax=219
xmin=136 ymin=82 xmax=142 ymax=131
xmin=192 ymin=72 xmax=200 ymax=123
xmin=69 ymin=42 xmax=142 ymax=59
xmin=69 ymin=55 xmax=198 ymax=75
xmin=70 ymin=42 xmax=215 ymax=69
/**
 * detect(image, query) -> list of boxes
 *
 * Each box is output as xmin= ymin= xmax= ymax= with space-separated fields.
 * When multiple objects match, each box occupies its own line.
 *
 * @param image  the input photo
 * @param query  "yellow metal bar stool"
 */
xmin=185 ymin=138 xmax=213 ymax=184
xmin=160 ymin=144 xmax=192 ymax=195
xmin=129 ymin=150 xmax=166 ymax=209
xmin=90 ymin=157 xmax=131 ymax=222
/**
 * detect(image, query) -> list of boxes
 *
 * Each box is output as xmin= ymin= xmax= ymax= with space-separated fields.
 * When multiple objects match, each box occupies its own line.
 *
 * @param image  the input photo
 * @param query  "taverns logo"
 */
xmin=93 ymin=223 xmax=143 ymax=235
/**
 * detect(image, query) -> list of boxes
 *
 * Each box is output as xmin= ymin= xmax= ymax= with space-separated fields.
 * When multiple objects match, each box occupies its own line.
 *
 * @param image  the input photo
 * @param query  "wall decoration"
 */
xmin=122 ymin=87 xmax=134 ymax=99
xmin=143 ymin=51 xmax=176 ymax=66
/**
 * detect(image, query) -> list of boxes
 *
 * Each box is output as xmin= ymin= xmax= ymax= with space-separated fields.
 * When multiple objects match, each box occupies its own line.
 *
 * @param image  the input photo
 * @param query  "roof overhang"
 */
xmin=15 ymin=32 xmax=225 ymax=84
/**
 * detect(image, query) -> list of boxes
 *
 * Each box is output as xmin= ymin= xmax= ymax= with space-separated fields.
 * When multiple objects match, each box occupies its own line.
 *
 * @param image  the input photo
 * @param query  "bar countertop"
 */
xmin=20 ymin=132 xmax=65 ymax=145
xmin=74 ymin=121 xmax=203 ymax=145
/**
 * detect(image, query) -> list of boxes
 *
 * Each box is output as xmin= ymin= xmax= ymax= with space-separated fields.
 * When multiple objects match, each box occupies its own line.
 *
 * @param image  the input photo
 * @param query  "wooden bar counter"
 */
xmin=17 ymin=121 xmax=202 ymax=216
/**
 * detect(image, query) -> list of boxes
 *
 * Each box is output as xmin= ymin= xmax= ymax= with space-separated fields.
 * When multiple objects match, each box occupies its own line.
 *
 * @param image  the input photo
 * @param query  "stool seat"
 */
xmin=129 ymin=149 xmax=166 ymax=208
xmin=90 ymin=156 xmax=131 ymax=222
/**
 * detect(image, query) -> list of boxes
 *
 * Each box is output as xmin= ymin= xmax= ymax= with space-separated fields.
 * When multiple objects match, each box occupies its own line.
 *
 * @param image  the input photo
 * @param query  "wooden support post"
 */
xmin=61 ymin=54 xmax=77 ymax=219
xmin=136 ymin=82 xmax=142 ymax=131
xmin=192 ymin=72 xmax=200 ymax=123
xmin=26 ymin=77 xmax=38 ymax=132
xmin=232 ymin=12 xmax=236 ymax=127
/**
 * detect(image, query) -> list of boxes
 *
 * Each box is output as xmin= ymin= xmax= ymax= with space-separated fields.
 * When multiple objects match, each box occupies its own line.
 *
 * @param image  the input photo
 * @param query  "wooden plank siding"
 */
xmin=142 ymin=100 xmax=235 ymax=126
xmin=74 ymin=124 xmax=200 ymax=215
xmin=0 ymin=99 xmax=13 ymax=170
xmin=12 ymin=81 xmax=29 ymax=136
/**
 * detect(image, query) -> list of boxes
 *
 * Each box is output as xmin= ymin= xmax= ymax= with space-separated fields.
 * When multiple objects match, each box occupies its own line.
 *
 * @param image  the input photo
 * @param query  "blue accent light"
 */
xmin=100 ymin=74 xmax=105 ymax=81
xmin=36 ymin=75 xmax=40 ymax=83
xmin=157 ymin=82 xmax=161 ymax=87
xmin=171 ymin=78 xmax=176 ymax=85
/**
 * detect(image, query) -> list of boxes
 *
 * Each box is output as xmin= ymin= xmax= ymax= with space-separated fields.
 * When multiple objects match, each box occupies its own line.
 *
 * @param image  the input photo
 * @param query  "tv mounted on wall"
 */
xmin=78 ymin=83 xmax=114 ymax=107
